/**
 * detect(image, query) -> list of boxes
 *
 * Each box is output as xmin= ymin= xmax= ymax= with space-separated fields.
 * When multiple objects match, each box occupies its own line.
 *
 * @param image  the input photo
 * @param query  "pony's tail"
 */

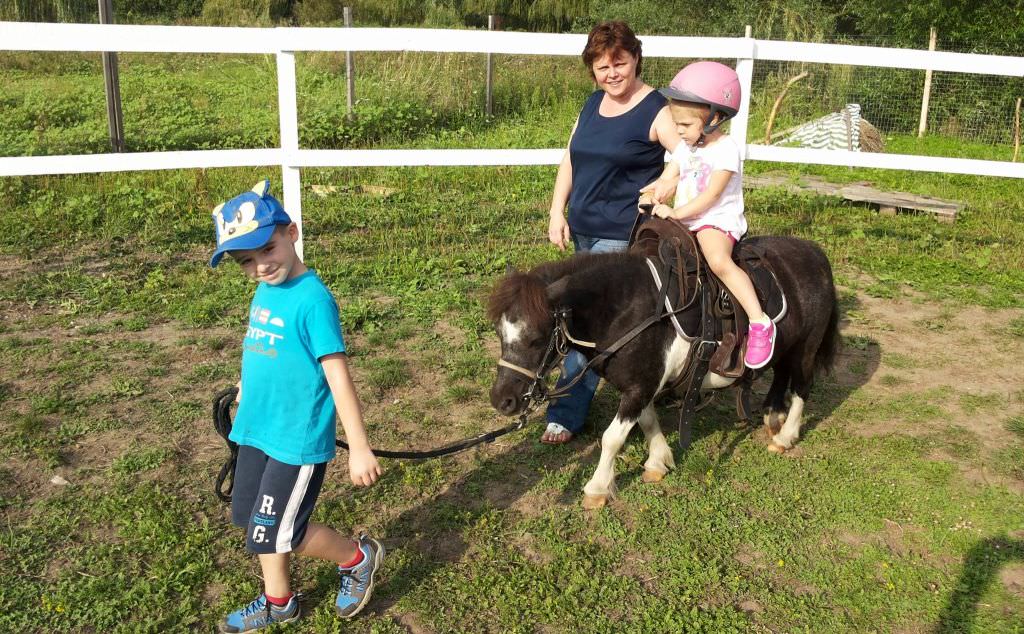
xmin=815 ymin=288 xmax=841 ymax=375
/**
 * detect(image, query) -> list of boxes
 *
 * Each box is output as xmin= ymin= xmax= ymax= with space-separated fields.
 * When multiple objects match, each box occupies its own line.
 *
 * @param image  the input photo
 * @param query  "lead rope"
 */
xmin=213 ymin=386 xmax=240 ymax=503
xmin=212 ymin=387 xmax=535 ymax=503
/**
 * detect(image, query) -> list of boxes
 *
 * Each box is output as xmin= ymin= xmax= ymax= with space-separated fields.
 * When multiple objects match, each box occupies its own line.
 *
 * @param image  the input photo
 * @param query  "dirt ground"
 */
xmin=836 ymin=291 xmax=1024 ymax=492
xmin=5 ymin=286 xmax=1023 ymax=497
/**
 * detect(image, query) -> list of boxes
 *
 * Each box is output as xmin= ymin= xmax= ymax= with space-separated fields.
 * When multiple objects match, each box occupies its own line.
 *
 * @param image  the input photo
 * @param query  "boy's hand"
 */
xmin=349 ymin=447 xmax=382 ymax=487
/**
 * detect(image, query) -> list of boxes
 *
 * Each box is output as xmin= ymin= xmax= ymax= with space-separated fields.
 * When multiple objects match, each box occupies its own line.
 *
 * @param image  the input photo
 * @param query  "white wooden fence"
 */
xmin=2 ymin=22 xmax=1023 ymax=255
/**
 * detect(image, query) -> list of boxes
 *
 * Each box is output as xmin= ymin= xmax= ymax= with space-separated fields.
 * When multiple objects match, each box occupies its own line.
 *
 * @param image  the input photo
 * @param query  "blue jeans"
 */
xmin=546 ymin=233 xmax=629 ymax=433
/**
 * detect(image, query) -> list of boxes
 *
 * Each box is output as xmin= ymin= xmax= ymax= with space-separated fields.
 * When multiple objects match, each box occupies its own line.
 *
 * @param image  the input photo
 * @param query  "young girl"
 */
xmin=651 ymin=61 xmax=775 ymax=369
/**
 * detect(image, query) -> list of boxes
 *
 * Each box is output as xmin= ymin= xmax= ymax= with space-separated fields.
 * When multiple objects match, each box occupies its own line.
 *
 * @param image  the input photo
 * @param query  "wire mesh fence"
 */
xmin=0 ymin=0 xmax=98 ymax=23
xmin=750 ymin=33 xmax=1024 ymax=159
xmin=1 ymin=7 xmax=1021 ymax=161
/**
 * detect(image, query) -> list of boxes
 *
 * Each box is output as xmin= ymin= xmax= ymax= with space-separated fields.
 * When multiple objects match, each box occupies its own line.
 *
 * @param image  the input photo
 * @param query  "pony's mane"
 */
xmin=487 ymin=252 xmax=639 ymax=326
xmin=486 ymin=271 xmax=550 ymax=327
xmin=528 ymin=251 xmax=635 ymax=283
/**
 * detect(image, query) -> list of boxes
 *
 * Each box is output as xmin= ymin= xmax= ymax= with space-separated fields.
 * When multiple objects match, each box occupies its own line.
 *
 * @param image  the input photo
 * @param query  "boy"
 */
xmin=210 ymin=180 xmax=384 ymax=632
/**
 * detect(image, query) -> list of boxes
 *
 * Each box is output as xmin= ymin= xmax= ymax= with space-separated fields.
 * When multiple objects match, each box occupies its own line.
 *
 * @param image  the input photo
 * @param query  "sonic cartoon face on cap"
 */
xmin=209 ymin=180 xmax=292 ymax=267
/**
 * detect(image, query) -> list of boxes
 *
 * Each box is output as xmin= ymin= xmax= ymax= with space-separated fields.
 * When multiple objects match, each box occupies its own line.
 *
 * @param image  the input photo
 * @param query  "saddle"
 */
xmin=629 ymin=216 xmax=786 ymax=379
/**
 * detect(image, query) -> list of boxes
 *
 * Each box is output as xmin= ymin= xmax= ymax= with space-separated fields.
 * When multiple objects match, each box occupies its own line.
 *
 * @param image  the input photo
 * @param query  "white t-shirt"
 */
xmin=672 ymin=135 xmax=746 ymax=238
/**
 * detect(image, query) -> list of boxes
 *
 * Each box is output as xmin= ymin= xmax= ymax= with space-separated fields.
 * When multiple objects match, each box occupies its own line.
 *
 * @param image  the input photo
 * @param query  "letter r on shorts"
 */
xmin=259 ymin=494 xmax=275 ymax=515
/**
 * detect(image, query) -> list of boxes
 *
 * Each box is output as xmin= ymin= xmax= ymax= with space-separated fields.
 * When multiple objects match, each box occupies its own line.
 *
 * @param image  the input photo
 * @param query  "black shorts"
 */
xmin=231 ymin=444 xmax=327 ymax=554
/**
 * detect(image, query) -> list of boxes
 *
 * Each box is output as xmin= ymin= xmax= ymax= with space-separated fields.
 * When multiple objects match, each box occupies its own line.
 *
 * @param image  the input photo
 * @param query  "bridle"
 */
xmin=494 ymin=248 xmax=711 ymax=446
xmin=496 ymin=309 xmax=596 ymax=414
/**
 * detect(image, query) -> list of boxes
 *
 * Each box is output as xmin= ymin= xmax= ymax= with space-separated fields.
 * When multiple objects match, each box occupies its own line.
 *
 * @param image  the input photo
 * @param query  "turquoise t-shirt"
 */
xmin=230 ymin=270 xmax=346 ymax=465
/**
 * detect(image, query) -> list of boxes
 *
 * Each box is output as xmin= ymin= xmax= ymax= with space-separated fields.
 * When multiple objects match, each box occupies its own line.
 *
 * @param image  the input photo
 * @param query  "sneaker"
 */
xmin=335 ymin=534 xmax=385 ymax=618
xmin=219 ymin=593 xmax=300 ymax=633
xmin=745 ymin=320 xmax=776 ymax=370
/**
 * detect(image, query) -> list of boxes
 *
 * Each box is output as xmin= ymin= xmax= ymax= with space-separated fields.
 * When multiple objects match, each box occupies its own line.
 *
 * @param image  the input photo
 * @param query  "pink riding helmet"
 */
xmin=660 ymin=61 xmax=742 ymax=134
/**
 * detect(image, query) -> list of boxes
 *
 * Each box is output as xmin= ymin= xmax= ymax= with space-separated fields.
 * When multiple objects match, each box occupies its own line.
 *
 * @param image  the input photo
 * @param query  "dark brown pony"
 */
xmin=487 ymin=237 xmax=839 ymax=508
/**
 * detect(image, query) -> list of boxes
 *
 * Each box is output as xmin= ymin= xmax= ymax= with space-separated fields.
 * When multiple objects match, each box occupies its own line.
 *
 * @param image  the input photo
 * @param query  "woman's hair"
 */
xmin=582 ymin=21 xmax=643 ymax=79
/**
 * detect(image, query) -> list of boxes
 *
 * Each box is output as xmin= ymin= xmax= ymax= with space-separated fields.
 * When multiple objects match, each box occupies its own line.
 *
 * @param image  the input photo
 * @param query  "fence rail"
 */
xmin=2 ymin=21 xmax=1024 ymax=255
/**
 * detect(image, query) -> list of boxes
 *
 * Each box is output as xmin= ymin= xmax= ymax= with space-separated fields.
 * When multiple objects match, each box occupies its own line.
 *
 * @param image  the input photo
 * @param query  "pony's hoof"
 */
xmin=582 ymin=494 xmax=608 ymax=510
xmin=767 ymin=442 xmax=787 ymax=454
xmin=642 ymin=469 xmax=666 ymax=483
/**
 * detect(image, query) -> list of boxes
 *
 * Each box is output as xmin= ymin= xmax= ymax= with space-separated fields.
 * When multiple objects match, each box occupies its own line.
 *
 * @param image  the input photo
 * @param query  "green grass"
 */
xmin=1 ymin=52 xmax=1023 ymax=633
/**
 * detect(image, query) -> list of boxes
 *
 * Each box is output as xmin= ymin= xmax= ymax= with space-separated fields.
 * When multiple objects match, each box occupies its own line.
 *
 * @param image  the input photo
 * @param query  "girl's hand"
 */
xmin=652 ymin=203 xmax=675 ymax=219
xmin=548 ymin=213 xmax=571 ymax=250
xmin=349 ymin=448 xmax=382 ymax=487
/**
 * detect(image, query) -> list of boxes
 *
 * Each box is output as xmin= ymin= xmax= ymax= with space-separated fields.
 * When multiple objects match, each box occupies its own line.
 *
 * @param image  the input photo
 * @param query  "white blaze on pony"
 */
xmin=498 ymin=315 xmax=526 ymax=345
xmin=488 ymin=243 xmax=839 ymax=509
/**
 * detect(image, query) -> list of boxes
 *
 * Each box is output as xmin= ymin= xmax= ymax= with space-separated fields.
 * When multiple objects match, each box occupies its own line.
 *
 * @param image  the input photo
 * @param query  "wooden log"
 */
xmin=744 ymin=173 xmax=961 ymax=223
xmin=764 ymin=71 xmax=809 ymax=144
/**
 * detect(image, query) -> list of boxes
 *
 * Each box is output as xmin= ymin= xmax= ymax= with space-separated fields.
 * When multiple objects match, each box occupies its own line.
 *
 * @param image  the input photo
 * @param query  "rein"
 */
xmin=212 ymin=385 xmax=533 ymax=503
xmin=496 ymin=227 xmax=719 ymax=452
xmin=497 ymin=268 xmax=702 ymax=416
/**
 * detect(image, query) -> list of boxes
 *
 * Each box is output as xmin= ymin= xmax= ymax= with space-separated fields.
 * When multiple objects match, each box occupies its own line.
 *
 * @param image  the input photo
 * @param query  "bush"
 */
xmin=300 ymin=99 xmax=439 ymax=148
xmin=200 ymin=0 xmax=290 ymax=26
xmin=292 ymin=0 xmax=344 ymax=25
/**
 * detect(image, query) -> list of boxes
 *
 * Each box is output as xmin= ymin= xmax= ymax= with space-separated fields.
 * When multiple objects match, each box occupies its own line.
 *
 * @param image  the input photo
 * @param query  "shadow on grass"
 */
xmin=796 ymin=291 xmax=880 ymax=439
xmin=935 ymin=536 xmax=1024 ymax=634
xmin=304 ymin=430 xmax=597 ymax=616
xmin=644 ymin=290 xmax=881 ymax=468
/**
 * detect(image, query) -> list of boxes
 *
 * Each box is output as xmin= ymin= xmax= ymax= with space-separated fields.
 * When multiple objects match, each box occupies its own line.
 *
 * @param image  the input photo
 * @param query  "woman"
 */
xmin=542 ymin=20 xmax=681 ymax=444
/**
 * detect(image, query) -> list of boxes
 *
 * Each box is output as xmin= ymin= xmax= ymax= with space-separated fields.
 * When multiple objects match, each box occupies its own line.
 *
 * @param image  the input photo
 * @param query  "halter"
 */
xmin=496 ymin=309 xmax=596 ymax=412
xmin=494 ymin=244 xmax=711 ymax=444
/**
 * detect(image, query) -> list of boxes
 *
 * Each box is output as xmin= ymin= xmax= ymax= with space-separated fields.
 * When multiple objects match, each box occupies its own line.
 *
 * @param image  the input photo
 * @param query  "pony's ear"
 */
xmin=545 ymin=277 xmax=569 ymax=306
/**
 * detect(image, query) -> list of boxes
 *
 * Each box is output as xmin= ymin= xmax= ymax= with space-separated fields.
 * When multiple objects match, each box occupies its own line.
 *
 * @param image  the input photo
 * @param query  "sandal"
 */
xmin=540 ymin=422 xmax=574 ymax=445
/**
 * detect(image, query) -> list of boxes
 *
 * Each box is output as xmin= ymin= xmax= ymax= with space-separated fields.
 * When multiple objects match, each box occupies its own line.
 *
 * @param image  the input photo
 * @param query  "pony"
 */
xmin=487 ymin=236 xmax=840 ymax=509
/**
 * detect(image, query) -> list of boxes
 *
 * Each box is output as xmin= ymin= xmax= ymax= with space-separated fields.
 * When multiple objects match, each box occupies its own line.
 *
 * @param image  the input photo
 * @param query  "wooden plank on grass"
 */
xmin=745 ymin=173 xmax=962 ymax=222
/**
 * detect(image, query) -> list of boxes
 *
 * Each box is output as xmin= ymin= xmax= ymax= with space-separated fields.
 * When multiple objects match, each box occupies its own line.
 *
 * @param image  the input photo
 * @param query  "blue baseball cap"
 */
xmin=209 ymin=180 xmax=292 ymax=267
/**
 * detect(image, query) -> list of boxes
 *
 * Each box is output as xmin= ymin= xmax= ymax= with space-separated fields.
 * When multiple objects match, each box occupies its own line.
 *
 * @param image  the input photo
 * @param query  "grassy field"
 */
xmin=1 ymin=52 xmax=1024 ymax=633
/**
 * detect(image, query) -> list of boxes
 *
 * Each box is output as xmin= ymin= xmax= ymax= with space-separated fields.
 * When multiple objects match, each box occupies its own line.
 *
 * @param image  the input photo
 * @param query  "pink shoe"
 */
xmin=745 ymin=321 xmax=776 ymax=369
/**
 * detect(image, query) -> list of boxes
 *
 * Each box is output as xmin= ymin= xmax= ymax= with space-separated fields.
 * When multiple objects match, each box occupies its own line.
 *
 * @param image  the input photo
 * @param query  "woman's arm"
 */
xmin=642 ymin=106 xmax=682 ymax=204
xmin=548 ymin=118 xmax=579 ymax=251
xmin=650 ymin=105 xmax=682 ymax=154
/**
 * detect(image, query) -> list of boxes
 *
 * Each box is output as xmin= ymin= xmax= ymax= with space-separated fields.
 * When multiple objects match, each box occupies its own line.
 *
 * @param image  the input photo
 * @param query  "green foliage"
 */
xmin=5 ymin=0 xmax=1024 ymax=54
xmin=0 ymin=0 xmax=95 ymax=22
xmin=111 ymin=446 xmax=171 ymax=475
xmin=842 ymin=0 xmax=1024 ymax=53
xmin=302 ymin=99 xmax=440 ymax=147
xmin=201 ymin=0 xmax=290 ymax=26
xmin=292 ymin=0 xmax=344 ymax=25
xmin=121 ymin=0 xmax=206 ymax=21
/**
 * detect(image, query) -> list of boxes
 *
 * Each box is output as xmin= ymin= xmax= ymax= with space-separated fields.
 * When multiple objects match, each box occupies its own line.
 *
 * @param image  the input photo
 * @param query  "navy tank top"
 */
xmin=568 ymin=89 xmax=667 ymax=240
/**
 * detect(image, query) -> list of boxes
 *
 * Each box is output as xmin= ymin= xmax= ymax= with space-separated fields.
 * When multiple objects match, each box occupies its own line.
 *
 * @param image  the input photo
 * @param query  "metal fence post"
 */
xmin=732 ymin=25 xmax=755 ymax=159
xmin=344 ymin=7 xmax=355 ymax=121
xmin=276 ymin=50 xmax=304 ymax=261
xmin=485 ymin=15 xmax=496 ymax=117
xmin=98 ymin=0 xmax=124 ymax=152
xmin=918 ymin=26 xmax=937 ymax=138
